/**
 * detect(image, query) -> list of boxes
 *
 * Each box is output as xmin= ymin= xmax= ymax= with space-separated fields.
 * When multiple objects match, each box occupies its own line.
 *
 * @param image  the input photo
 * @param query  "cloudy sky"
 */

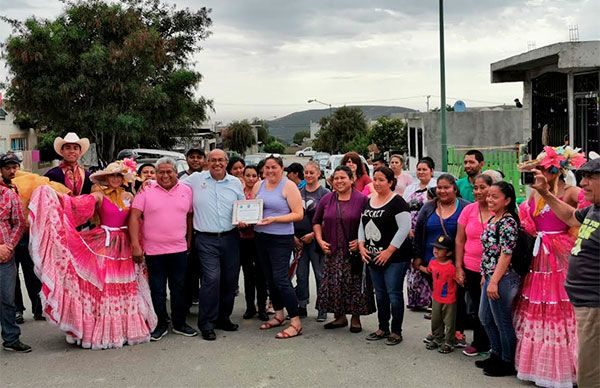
xmin=1 ymin=0 xmax=598 ymax=123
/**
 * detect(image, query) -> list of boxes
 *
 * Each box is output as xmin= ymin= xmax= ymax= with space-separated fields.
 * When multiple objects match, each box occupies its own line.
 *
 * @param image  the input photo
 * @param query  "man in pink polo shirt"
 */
xmin=129 ymin=157 xmax=195 ymax=341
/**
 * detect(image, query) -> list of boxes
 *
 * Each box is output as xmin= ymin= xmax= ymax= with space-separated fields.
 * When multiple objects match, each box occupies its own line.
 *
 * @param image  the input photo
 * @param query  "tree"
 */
xmin=222 ymin=120 xmax=256 ymax=155
xmin=313 ymin=106 xmax=367 ymax=154
xmin=263 ymin=141 xmax=285 ymax=154
xmin=2 ymin=0 xmax=213 ymax=161
xmin=368 ymin=116 xmax=407 ymax=154
xmin=293 ymin=130 xmax=310 ymax=145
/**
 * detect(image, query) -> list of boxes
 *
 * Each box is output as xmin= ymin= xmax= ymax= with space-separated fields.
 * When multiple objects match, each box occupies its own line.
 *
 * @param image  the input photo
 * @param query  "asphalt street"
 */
xmin=1 ymin=273 xmax=527 ymax=388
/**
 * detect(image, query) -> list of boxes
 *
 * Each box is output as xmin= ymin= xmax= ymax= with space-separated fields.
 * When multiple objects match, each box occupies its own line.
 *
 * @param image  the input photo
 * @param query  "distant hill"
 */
xmin=267 ymin=105 xmax=417 ymax=143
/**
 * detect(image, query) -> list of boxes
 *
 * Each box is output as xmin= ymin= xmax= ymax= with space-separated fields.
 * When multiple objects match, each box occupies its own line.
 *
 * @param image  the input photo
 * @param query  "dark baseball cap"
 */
xmin=576 ymin=158 xmax=600 ymax=174
xmin=431 ymin=235 xmax=454 ymax=251
xmin=186 ymin=148 xmax=205 ymax=157
xmin=284 ymin=162 xmax=304 ymax=174
xmin=0 ymin=153 xmax=21 ymax=167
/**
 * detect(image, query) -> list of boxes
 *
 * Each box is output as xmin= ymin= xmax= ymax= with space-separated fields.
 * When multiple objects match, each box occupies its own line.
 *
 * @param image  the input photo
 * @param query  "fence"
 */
xmin=447 ymin=145 xmax=526 ymax=200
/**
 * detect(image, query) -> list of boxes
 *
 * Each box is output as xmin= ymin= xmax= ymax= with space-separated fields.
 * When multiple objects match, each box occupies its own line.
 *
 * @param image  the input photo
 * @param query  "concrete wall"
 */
xmin=398 ymin=109 xmax=524 ymax=167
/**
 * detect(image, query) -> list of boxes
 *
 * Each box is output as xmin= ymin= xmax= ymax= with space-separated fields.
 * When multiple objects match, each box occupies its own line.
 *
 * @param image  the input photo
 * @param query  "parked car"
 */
xmin=244 ymin=153 xmax=267 ymax=166
xmin=116 ymin=148 xmax=188 ymax=174
xmin=311 ymin=152 xmax=331 ymax=175
xmin=324 ymin=154 xmax=371 ymax=184
xmin=295 ymin=147 xmax=317 ymax=157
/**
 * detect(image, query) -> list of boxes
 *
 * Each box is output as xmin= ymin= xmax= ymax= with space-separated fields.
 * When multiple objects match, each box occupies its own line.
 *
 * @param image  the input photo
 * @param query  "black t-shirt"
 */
xmin=294 ymin=186 xmax=330 ymax=237
xmin=565 ymin=205 xmax=600 ymax=307
xmin=361 ymin=195 xmax=412 ymax=263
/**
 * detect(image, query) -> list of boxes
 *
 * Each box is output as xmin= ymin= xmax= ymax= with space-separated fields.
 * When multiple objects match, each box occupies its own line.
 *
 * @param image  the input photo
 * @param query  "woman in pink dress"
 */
xmin=29 ymin=160 xmax=157 ymax=349
xmin=514 ymin=146 xmax=586 ymax=387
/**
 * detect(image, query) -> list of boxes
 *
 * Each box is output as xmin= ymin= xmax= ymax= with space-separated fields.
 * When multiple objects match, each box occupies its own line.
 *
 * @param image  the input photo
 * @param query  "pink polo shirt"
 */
xmin=132 ymin=182 xmax=193 ymax=256
xmin=457 ymin=202 xmax=490 ymax=272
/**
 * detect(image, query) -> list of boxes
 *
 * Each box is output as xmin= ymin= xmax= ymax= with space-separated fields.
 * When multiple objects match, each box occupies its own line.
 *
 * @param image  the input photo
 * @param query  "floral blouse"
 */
xmin=480 ymin=216 xmax=518 ymax=276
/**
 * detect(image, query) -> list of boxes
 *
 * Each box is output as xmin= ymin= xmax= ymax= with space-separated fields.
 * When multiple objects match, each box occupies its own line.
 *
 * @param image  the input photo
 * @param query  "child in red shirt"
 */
xmin=420 ymin=235 xmax=457 ymax=353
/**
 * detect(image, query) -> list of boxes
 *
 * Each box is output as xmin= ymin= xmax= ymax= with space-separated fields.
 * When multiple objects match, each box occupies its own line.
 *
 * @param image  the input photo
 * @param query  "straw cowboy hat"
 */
xmin=90 ymin=159 xmax=137 ymax=186
xmin=53 ymin=132 xmax=90 ymax=157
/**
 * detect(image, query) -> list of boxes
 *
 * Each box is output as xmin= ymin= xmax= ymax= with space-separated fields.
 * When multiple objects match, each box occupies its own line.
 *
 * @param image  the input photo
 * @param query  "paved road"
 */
xmin=1 ymin=275 xmax=526 ymax=388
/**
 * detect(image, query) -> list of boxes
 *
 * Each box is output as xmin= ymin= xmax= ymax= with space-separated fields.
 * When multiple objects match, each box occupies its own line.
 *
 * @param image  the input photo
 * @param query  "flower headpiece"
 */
xmin=90 ymin=158 xmax=138 ymax=185
xmin=519 ymin=146 xmax=586 ymax=175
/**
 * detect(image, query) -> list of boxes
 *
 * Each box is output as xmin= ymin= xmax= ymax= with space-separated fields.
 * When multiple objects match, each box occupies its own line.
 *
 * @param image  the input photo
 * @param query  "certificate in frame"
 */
xmin=232 ymin=199 xmax=263 ymax=225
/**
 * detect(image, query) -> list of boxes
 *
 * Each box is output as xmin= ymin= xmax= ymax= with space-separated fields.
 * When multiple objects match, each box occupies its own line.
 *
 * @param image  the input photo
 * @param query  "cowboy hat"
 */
xmin=54 ymin=132 xmax=90 ymax=157
xmin=90 ymin=159 xmax=137 ymax=186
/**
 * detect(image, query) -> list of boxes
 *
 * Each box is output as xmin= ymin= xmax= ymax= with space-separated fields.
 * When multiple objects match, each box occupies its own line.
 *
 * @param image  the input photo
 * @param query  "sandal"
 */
xmin=385 ymin=334 xmax=403 ymax=346
xmin=426 ymin=341 xmax=440 ymax=350
xmin=438 ymin=343 xmax=454 ymax=354
xmin=260 ymin=316 xmax=284 ymax=330
xmin=366 ymin=330 xmax=390 ymax=341
xmin=275 ymin=323 xmax=303 ymax=339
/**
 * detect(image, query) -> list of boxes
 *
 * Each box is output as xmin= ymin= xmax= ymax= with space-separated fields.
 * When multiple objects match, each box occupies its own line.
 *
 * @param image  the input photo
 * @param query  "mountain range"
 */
xmin=266 ymin=105 xmax=417 ymax=143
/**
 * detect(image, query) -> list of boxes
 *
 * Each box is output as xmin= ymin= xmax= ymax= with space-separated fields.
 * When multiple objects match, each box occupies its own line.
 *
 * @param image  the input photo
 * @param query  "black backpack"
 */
xmin=494 ymin=215 xmax=535 ymax=276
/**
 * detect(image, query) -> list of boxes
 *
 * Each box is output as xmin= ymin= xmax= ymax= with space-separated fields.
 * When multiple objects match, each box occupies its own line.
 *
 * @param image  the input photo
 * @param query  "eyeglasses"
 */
xmin=209 ymin=158 xmax=227 ymax=163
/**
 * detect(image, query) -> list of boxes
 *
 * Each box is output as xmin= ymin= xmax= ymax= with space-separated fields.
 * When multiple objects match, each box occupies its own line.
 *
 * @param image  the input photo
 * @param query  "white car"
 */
xmin=324 ymin=154 xmax=371 ymax=183
xmin=295 ymin=147 xmax=317 ymax=157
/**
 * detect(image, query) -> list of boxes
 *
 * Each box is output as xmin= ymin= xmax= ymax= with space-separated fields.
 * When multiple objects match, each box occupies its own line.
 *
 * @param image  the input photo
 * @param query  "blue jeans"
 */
xmin=479 ymin=271 xmax=520 ymax=362
xmin=195 ymin=232 xmax=240 ymax=331
xmin=146 ymin=251 xmax=188 ymax=329
xmin=255 ymin=233 xmax=299 ymax=318
xmin=295 ymin=240 xmax=324 ymax=309
xmin=0 ymin=257 xmax=21 ymax=345
xmin=369 ymin=262 xmax=409 ymax=335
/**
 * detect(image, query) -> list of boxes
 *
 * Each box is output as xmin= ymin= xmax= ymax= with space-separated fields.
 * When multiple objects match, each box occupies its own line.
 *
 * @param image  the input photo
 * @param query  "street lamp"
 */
xmin=307 ymin=99 xmax=332 ymax=116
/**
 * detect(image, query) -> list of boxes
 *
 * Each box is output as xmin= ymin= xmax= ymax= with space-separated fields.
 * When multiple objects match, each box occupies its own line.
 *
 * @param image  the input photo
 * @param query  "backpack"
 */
xmin=494 ymin=215 xmax=535 ymax=276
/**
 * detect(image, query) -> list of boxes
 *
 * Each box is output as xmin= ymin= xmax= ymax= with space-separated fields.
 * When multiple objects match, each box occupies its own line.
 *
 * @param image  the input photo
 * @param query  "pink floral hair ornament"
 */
xmin=90 ymin=159 xmax=138 ymax=185
xmin=519 ymin=146 xmax=587 ymax=176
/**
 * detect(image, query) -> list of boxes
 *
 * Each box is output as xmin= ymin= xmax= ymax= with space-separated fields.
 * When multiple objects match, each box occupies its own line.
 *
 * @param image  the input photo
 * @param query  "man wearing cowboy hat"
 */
xmin=44 ymin=132 xmax=92 ymax=195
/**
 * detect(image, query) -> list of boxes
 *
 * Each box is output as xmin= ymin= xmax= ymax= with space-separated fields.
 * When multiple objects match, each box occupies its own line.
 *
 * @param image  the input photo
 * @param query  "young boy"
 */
xmin=420 ymin=235 xmax=457 ymax=354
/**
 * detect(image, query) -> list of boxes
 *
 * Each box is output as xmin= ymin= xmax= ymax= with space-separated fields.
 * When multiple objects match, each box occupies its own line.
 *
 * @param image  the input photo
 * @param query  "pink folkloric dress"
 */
xmin=29 ymin=185 xmax=157 ymax=350
xmin=513 ymin=196 xmax=578 ymax=388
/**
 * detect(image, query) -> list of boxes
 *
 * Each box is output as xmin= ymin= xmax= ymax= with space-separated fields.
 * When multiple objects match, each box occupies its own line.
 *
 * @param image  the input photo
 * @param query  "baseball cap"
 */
xmin=431 ymin=235 xmax=454 ymax=251
xmin=186 ymin=148 xmax=205 ymax=157
xmin=284 ymin=162 xmax=304 ymax=174
xmin=576 ymin=158 xmax=600 ymax=174
xmin=0 ymin=153 xmax=21 ymax=167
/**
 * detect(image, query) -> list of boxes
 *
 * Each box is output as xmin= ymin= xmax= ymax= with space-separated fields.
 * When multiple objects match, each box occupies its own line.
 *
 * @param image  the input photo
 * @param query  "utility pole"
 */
xmin=426 ymin=95 xmax=431 ymax=112
xmin=439 ymin=0 xmax=448 ymax=172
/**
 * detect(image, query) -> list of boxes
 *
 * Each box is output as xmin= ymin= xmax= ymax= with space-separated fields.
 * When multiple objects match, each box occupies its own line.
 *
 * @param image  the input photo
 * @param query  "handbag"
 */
xmin=336 ymin=194 xmax=363 ymax=275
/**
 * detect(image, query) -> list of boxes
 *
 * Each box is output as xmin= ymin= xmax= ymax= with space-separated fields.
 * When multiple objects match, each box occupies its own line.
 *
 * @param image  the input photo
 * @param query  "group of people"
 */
xmin=0 ymin=132 xmax=598 ymax=388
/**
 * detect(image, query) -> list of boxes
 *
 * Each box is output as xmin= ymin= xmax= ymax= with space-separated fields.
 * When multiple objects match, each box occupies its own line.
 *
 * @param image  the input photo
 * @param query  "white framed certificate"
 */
xmin=232 ymin=199 xmax=263 ymax=225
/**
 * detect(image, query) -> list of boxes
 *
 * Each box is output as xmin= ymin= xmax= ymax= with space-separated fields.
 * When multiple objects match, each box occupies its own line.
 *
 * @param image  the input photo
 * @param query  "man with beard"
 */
xmin=456 ymin=150 xmax=484 ymax=202
xmin=178 ymin=148 xmax=206 ymax=178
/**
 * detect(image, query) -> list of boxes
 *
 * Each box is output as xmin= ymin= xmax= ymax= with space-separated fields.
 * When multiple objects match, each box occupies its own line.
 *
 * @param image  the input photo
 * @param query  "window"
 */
xmin=0 ymin=109 xmax=6 ymax=120
xmin=11 ymin=137 xmax=27 ymax=151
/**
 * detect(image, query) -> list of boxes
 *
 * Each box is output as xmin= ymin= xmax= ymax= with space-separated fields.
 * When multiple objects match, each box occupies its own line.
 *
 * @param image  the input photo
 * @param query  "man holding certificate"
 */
xmin=181 ymin=149 xmax=245 ymax=341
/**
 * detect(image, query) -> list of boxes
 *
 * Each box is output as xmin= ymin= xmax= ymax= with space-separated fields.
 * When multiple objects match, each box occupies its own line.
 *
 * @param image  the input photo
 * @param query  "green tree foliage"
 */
xmin=368 ymin=116 xmax=407 ymax=154
xmin=263 ymin=141 xmax=285 ymax=154
xmin=313 ymin=106 xmax=367 ymax=154
xmin=2 ymin=0 xmax=213 ymax=161
xmin=343 ymin=133 xmax=370 ymax=156
xmin=293 ymin=130 xmax=310 ymax=145
xmin=223 ymin=120 xmax=256 ymax=155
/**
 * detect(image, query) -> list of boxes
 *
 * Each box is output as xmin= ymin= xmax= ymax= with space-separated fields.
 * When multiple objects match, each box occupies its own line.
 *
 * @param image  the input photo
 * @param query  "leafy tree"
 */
xmin=343 ymin=133 xmax=370 ymax=156
xmin=313 ymin=106 xmax=367 ymax=154
xmin=368 ymin=116 xmax=407 ymax=154
xmin=2 ymin=0 xmax=213 ymax=161
xmin=293 ymin=130 xmax=310 ymax=145
xmin=263 ymin=141 xmax=285 ymax=154
xmin=222 ymin=120 xmax=256 ymax=155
